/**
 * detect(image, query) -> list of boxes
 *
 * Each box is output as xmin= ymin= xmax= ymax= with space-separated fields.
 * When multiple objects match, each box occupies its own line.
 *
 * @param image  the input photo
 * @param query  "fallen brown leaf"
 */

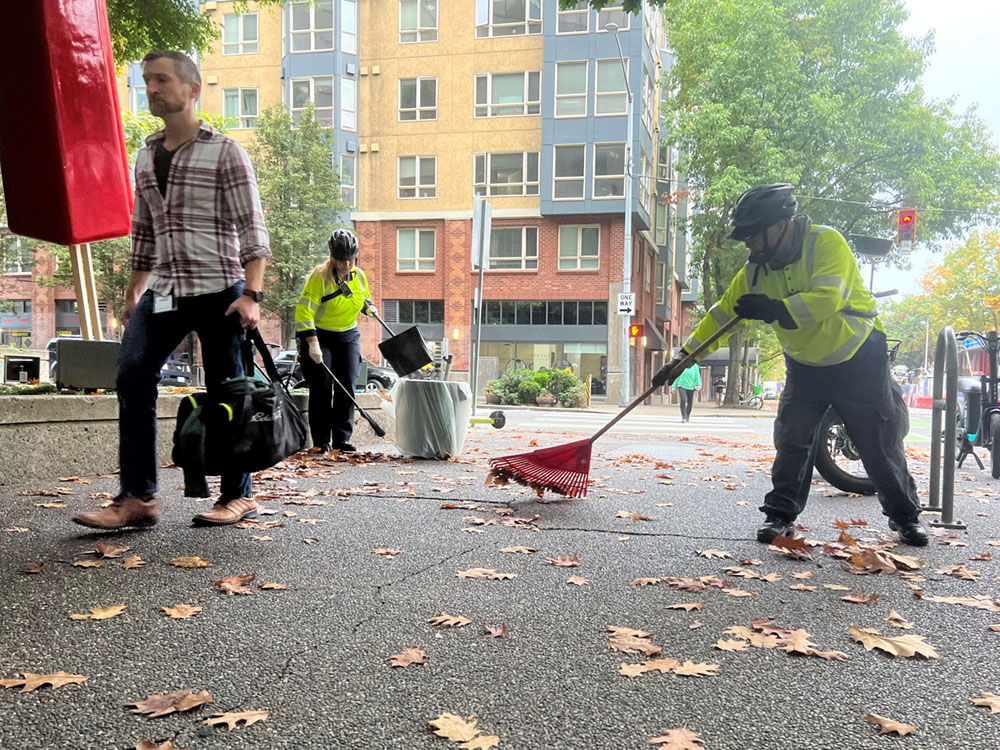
xmin=713 ymin=639 xmax=749 ymax=652
xmin=886 ymin=610 xmax=914 ymax=629
xmin=0 ymin=671 xmax=88 ymax=692
xmin=171 ymin=556 xmax=211 ymax=569
xmin=123 ymin=555 xmax=146 ymax=570
xmin=214 ymin=573 xmax=256 ymax=595
xmin=695 ymin=549 xmax=731 ymax=560
xmin=483 ymin=622 xmax=507 ymax=638
xmin=202 ymin=710 xmax=268 ymax=731
xmin=648 ymin=727 xmax=704 ymax=748
xmin=388 ymin=647 xmax=427 ymax=668
xmin=500 ymin=545 xmax=537 ymax=554
xmin=20 ymin=562 xmax=45 ymax=574
xmin=160 ymin=604 xmax=202 ymax=620
xmin=566 ymin=575 xmax=589 ymax=586
xmin=70 ymin=604 xmax=126 ymax=621
xmin=970 ymin=692 xmax=1000 ymax=714
xmin=545 ymin=553 xmax=580 ymax=568
xmin=863 ymin=713 xmax=917 ymax=736
xmin=848 ymin=626 xmax=942 ymax=659
xmin=672 ymin=661 xmax=719 ymax=677
xmin=126 ymin=689 xmax=213 ymax=718
xmin=666 ymin=602 xmax=705 ymax=612
xmin=427 ymin=613 xmax=472 ymax=628
xmin=426 ymin=713 xmax=482 ymax=742
xmin=456 ymin=568 xmax=516 ymax=580
xmin=373 ymin=547 xmax=402 ymax=557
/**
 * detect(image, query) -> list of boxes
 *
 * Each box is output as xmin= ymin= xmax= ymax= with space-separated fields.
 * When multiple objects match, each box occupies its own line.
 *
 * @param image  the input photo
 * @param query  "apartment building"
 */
xmin=24 ymin=0 xmax=693 ymax=399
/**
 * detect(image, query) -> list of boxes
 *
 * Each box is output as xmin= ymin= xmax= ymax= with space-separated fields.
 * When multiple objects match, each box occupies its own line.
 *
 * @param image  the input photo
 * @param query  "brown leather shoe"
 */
xmin=73 ymin=495 xmax=158 ymax=530
xmin=192 ymin=497 xmax=259 ymax=526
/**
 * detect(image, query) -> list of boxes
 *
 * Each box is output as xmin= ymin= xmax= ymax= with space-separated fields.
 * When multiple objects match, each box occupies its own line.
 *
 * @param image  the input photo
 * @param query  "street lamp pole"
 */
xmin=924 ymin=320 xmax=930 ymax=371
xmin=608 ymin=22 xmax=634 ymax=407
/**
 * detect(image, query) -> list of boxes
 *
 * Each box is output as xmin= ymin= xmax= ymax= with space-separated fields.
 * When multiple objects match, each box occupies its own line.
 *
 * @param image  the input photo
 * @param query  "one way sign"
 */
xmin=617 ymin=293 xmax=635 ymax=315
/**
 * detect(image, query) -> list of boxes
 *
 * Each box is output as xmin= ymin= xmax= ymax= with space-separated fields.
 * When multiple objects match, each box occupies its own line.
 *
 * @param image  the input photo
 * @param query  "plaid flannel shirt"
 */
xmin=130 ymin=121 xmax=271 ymax=297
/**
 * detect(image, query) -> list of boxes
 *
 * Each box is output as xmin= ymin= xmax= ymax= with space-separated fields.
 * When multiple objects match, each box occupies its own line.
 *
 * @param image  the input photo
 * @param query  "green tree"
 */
xmin=248 ymin=102 xmax=347 ymax=346
xmin=878 ymin=293 xmax=936 ymax=371
xmin=658 ymin=0 xmax=1000 ymax=402
xmin=919 ymin=230 xmax=1000 ymax=334
xmin=106 ymin=0 xmax=285 ymax=65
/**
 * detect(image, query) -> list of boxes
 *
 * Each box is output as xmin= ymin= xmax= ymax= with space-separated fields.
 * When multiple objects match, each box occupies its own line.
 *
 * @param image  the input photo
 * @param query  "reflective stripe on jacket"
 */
xmin=683 ymin=225 xmax=882 ymax=367
xmin=295 ymin=267 xmax=371 ymax=334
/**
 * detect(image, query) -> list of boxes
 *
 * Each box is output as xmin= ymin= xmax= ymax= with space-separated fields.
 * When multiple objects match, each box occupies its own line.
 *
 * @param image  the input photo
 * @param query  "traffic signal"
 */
xmin=629 ymin=323 xmax=643 ymax=338
xmin=897 ymin=209 xmax=916 ymax=249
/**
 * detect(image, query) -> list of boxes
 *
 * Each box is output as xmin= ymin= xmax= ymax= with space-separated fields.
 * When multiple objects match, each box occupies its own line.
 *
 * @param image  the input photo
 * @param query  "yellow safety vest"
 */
xmin=685 ymin=225 xmax=883 ymax=367
xmin=295 ymin=267 xmax=372 ymax=334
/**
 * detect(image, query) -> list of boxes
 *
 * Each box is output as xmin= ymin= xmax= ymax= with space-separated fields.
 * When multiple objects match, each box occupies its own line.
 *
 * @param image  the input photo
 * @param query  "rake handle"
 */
xmin=588 ymin=316 xmax=743 ymax=444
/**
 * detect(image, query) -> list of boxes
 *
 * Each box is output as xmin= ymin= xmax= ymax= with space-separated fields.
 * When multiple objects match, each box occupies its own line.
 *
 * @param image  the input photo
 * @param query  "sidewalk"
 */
xmin=478 ymin=397 xmax=777 ymax=420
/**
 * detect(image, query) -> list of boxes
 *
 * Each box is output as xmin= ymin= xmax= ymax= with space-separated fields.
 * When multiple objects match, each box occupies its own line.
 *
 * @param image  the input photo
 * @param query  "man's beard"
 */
xmin=149 ymin=98 xmax=184 ymax=116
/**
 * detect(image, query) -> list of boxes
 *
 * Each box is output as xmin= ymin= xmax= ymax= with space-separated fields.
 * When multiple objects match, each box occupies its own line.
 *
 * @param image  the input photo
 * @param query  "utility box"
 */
xmin=4 ymin=355 xmax=41 ymax=384
xmin=55 ymin=339 xmax=120 ymax=390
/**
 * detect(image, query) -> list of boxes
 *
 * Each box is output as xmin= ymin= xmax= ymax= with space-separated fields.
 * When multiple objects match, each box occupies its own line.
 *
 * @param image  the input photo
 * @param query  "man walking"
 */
xmin=74 ymin=51 xmax=271 ymax=530
xmin=671 ymin=362 xmax=701 ymax=423
xmin=652 ymin=184 xmax=927 ymax=546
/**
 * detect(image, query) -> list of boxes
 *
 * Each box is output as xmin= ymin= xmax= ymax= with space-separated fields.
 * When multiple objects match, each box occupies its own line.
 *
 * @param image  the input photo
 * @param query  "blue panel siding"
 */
xmin=541 ymin=1 xmax=652 ymax=231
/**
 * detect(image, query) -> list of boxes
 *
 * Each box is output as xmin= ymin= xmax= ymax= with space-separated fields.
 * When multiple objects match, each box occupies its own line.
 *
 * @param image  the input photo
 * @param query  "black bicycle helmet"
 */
xmin=728 ymin=183 xmax=798 ymax=241
xmin=328 ymin=228 xmax=359 ymax=260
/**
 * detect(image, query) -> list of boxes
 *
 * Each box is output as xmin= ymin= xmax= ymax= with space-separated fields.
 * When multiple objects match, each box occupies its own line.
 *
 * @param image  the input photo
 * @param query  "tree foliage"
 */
xmin=658 ymin=0 xmax=1000 ymax=396
xmin=247 ymin=103 xmax=347 ymax=346
xmin=106 ymin=0 xmax=285 ymax=65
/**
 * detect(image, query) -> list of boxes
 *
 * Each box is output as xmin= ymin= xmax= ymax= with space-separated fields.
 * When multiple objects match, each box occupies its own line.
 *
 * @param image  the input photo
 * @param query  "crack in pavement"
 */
xmin=536 ymin=525 xmax=751 ymax=542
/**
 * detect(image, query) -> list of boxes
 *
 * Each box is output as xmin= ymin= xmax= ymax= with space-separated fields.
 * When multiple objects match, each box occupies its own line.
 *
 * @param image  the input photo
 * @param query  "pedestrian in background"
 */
xmin=294 ymin=228 xmax=374 ymax=453
xmin=714 ymin=376 xmax=725 ymax=406
xmin=671 ymin=362 xmax=701 ymax=423
xmin=74 ymin=50 xmax=270 ymax=531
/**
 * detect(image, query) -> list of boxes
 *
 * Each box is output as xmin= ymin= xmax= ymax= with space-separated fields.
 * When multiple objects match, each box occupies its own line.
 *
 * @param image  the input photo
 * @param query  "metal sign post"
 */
xmin=470 ymin=197 xmax=492 ymax=416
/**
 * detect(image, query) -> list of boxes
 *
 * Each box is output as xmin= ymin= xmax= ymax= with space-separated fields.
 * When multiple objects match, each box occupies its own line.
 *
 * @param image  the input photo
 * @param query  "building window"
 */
xmin=341 ymin=78 xmax=357 ymax=130
xmin=398 ymin=156 xmax=436 ymax=198
xmin=657 ymin=140 xmax=670 ymax=180
xmin=474 ymin=72 xmax=541 ymax=117
xmin=474 ymin=152 xmax=539 ymax=196
xmin=489 ymin=227 xmax=537 ymax=270
xmin=594 ymin=143 xmax=625 ymax=198
xmin=223 ymin=87 xmax=258 ymax=129
xmin=553 ymin=145 xmax=585 ymax=200
xmin=396 ymin=299 xmax=445 ymax=323
xmin=656 ymin=261 xmax=666 ymax=305
xmin=400 ymin=0 xmax=438 ymax=43
xmin=481 ymin=300 xmax=607 ymax=325
xmin=640 ymin=149 xmax=653 ymax=213
xmin=291 ymin=76 xmax=334 ymax=126
xmin=222 ymin=12 xmax=258 ymax=55
xmin=399 ymin=77 xmax=437 ymax=121
xmin=641 ymin=69 xmax=656 ymax=133
xmin=340 ymin=154 xmax=356 ymax=207
xmin=397 ymin=229 xmax=436 ymax=271
xmin=475 ymin=0 xmax=542 ymax=38
xmin=131 ymin=85 xmax=148 ymax=114
xmin=654 ymin=202 xmax=668 ymax=246
xmin=342 ymin=0 xmax=357 ymax=53
xmin=555 ymin=62 xmax=587 ymax=117
xmin=558 ymin=226 xmax=600 ymax=270
xmin=597 ymin=5 xmax=629 ymax=32
xmin=290 ymin=0 xmax=333 ymax=52
xmin=645 ymin=253 xmax=653 ymax=293
xmin=4 ymin=238 xmax=29 ymax=274
xmin=557 ymin=0 xmax=589 ymax=33
xmin=596 ymin=59 xmax=628 ymax=115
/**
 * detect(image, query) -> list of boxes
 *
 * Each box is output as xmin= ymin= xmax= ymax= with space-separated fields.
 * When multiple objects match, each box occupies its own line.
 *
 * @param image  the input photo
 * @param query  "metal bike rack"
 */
xmin=926 ymin=326 xmax=966 ymax=528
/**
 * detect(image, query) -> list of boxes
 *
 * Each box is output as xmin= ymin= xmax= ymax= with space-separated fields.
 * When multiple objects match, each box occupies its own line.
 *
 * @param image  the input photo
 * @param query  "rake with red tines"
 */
xmin=487 ymin=317 xmax=742 ymax=498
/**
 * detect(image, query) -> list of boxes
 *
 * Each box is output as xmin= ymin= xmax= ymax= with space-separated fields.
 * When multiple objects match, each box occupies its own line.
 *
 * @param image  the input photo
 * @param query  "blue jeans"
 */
xmin=117 ymin=283 xmax=251 ymax=500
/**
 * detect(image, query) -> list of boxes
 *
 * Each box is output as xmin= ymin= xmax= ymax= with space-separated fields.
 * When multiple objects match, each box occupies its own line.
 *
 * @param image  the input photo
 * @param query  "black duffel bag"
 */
xmin=174 ymin=327 xmax=307 ymax=485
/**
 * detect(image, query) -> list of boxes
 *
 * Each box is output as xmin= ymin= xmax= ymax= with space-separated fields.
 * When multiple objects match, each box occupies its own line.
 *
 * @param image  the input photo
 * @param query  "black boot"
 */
xmin=888 ymin=517 xmax=930 ymax=547
xmin=332 ymin=442 xmax=357 ymax=453
xmin=756 ymin=514 xmax=794 ymax=543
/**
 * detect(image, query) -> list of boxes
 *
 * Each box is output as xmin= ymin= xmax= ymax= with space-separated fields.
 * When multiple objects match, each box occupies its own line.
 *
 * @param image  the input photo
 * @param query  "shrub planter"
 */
xmin=485 ymin=392 xmax=502 ymax=405
xmin=535 ymin=394 xmax=557 ymax=407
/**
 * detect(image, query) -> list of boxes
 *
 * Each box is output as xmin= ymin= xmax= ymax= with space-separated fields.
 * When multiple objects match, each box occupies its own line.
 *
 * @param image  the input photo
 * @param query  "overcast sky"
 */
xmin=876 ymin=1 xmax=1000 ymax=297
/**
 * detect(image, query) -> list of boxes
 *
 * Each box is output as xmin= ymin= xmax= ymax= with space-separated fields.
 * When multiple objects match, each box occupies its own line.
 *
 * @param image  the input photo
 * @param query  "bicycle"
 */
xmin=738 ymin=384 xmax=764 ymax=410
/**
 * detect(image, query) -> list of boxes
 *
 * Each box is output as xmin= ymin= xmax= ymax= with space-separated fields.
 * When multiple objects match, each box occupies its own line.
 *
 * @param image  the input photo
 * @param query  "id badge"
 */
xmin=153 ymin=293 xmax=176 ymax=314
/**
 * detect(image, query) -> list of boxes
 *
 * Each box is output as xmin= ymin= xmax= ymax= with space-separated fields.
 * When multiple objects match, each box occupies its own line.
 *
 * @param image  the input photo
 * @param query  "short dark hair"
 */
xmin=141 ymin=51 xmax=201 ymax=85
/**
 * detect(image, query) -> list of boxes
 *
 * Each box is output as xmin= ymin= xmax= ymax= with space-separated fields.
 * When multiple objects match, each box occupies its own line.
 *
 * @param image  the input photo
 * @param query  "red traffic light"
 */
xmin=629 ymin=323 xmax=644 ymax=338
xmin=897 ymin=209 xmax=916 ymax=245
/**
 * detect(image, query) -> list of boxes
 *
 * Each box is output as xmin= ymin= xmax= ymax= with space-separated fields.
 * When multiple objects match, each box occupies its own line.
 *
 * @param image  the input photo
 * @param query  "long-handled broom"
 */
xmin=487 ymin=316 xmax=743 ymax=498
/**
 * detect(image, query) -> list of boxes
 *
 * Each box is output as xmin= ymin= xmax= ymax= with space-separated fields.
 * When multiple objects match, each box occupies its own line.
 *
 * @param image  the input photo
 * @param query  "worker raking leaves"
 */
xmin=651 ymin=183 xmax=928 ymax=547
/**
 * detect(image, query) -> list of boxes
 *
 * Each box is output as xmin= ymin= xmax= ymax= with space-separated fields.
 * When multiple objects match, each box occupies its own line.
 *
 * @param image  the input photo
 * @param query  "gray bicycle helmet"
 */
xmin=728 ymin=183 xmax=798 ymax=241
xmin=328 ymin=228 xmax=359 ymax=260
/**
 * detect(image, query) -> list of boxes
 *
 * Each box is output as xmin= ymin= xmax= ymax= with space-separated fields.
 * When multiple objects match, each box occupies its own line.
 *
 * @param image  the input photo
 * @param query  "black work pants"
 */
xmin=763 ymin=329 xmax=920 ymax=522
xmin=299 ymin=328 xmax=361 ymax=448
xmin=677 ymin=388 xmax=695 ymax=420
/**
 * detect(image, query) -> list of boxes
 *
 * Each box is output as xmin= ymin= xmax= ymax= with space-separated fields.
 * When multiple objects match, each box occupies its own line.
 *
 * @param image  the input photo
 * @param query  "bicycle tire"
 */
xmin=814 ymin=408 xmax=876 ymax=495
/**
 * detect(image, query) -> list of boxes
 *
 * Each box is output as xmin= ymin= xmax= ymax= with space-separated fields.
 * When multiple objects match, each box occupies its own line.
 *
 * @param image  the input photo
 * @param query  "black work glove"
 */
xmin=734 ymin=294 xmax=798 ymax=329
xmin=734 ymin=294 xmax=780 ymax=322
xmin=652 ymin=351 xmax=688 ymax=388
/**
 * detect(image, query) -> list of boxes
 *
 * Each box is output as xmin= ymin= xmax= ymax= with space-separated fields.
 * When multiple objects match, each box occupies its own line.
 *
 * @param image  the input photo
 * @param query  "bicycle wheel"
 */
xmin=752 ymin=395 xmax=764 ymax=410
xmin=814 ymin=408 xmax=876 ymax=495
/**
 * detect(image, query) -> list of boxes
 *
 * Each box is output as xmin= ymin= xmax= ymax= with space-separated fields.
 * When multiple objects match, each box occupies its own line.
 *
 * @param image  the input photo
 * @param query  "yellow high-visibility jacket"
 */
xmin=685 ymin=225 xmax=882 ymax=367
xmin=295 ymin=266 xmax=372 ymax=334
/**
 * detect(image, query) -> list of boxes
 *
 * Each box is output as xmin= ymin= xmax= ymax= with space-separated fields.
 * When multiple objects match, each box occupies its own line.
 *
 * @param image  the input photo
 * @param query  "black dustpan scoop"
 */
xmin=366 ymin=303 xmax=433 ymax=377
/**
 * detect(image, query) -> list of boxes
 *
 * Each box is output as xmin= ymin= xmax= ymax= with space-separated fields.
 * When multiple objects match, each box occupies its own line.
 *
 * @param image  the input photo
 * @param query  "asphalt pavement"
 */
xmin=1 ymin=405 xmax=998 ymax=750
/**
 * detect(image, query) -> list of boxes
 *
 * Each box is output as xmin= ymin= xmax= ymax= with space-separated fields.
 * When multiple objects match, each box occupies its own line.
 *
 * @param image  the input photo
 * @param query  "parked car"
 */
xmin=45 ymin=336 xmax=192 ymax=387
xmin=271 ymin=349 xmax=397 ymax=391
